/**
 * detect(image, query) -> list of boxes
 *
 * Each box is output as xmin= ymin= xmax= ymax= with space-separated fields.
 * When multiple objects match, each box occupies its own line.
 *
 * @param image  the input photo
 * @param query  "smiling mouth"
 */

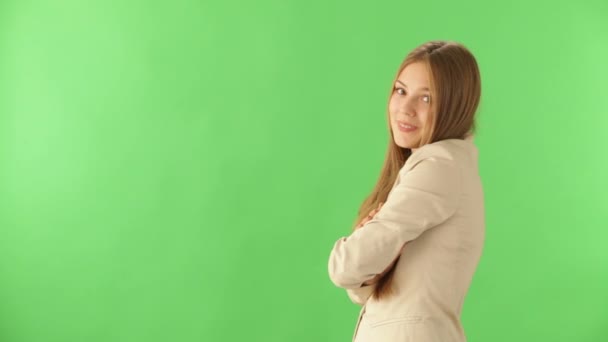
xmin=397 ymin=121 xmax=418 ymax=132
xmin=398 ymin=122 xmax=417 ymax=129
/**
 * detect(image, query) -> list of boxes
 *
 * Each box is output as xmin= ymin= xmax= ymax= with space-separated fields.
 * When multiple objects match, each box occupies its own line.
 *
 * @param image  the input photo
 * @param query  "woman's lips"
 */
xmin=397 ymin=121 xmax=418 ymax=133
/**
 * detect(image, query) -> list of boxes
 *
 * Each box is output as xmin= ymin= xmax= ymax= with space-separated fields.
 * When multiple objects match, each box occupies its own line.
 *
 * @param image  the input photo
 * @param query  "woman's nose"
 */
xmin=402 ymin=98 xmax=417 ymax=116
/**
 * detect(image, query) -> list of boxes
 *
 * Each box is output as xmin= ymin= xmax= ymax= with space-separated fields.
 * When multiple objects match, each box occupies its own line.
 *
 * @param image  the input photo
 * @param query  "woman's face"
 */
xmin=389 ymin=61 xmax=432 ymax=152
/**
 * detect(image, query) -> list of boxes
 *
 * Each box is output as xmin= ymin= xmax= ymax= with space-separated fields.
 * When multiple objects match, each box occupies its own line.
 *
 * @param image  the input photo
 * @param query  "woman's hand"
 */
xmin=356 ymin=202 xmax=384 ymax=230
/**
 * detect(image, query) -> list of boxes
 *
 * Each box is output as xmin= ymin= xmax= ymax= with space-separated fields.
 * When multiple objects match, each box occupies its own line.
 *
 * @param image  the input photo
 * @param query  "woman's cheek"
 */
xmin=388 ymin=99 xmax=398 ymax=116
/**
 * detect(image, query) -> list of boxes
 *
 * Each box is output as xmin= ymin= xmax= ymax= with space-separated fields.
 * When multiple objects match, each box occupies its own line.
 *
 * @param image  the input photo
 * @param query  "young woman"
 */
xmin=327 ymin=40 xmax=485 ymax=342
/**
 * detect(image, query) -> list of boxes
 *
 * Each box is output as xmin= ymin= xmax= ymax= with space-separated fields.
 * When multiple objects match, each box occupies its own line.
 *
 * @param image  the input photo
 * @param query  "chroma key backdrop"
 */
xmin=0 ymin=0 xmax=606 ymax=341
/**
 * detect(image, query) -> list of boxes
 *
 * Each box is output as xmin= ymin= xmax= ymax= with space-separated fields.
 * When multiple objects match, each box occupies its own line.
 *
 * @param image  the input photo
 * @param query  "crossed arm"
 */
xmin=327 ymin=155 xmax=462 ymax=296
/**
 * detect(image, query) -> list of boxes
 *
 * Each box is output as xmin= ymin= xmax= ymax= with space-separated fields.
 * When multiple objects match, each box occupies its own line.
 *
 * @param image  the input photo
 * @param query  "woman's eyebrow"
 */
xmin=396 ymin=80 xmax=429 ymax=91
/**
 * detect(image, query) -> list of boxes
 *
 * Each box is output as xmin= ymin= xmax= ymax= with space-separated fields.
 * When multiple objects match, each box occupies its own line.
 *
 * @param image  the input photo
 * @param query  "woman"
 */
xmin=327 ymin=40 xmax=485 ymax=342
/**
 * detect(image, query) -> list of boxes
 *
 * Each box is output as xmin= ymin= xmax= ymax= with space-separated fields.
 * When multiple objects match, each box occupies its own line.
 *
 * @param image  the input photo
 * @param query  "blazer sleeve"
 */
xmin=346 ymin=285 xmax=375 ymax=305
xmin=327 ymin=155 xmax=462 ymax=289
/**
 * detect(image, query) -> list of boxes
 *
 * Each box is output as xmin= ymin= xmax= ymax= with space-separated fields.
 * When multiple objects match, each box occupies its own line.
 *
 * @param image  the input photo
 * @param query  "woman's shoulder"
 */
xmin=403 ymin=138 xmax=478 ymax=171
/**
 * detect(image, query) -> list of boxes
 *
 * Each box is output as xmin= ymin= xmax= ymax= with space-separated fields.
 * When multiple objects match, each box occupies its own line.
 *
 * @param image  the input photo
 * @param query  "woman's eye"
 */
xmin=395 ymin=87 xmax=430 ymax=103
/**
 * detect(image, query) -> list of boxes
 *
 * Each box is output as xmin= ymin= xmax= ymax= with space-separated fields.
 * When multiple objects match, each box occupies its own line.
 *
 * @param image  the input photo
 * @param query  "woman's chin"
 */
xmin=393 ymin=137 xmax=416 ymax=149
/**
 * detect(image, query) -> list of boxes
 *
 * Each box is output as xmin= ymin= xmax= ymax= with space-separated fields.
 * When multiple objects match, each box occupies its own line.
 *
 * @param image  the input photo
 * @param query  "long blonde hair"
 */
xmin=351 ymin=40 xmax=482 ymax=301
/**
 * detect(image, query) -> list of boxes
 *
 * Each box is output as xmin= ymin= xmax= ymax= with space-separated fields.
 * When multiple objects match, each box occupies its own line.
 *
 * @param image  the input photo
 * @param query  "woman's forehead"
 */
xmin=397 ymin=62 xmax=431 ymax=89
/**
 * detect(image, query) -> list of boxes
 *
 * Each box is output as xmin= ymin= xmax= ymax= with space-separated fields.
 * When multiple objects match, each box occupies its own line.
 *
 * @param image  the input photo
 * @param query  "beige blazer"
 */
xmin=327 ymin=137 xmax=485 ymax=342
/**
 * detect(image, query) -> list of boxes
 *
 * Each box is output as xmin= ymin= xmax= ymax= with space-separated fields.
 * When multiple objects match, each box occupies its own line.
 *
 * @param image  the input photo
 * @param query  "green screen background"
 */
xmin=1 ymin=0 xmax=607 ymax=341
